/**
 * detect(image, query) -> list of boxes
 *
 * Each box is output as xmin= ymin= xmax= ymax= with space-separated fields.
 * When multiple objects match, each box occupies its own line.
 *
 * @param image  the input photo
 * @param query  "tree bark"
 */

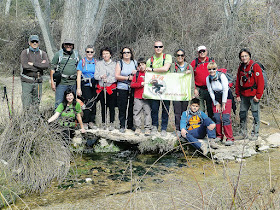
xmin=30 ymin=0 xmax=55 ymax=60
xmin=5 ymin=0 xmax=12 ymax=16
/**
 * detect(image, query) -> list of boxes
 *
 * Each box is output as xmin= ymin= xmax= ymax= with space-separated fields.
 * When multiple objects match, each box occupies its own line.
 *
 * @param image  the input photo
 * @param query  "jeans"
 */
xmin=55 ymin=84 xmax=76 ymax=109
xmin=183 ymin=117 xmax=216 ymax=150
xmin=173 ymin=101 xmax=189 ymax=131
xmin=198 ymin=87 xmax=213 ymax=119
xmin=151 ymin=99 xmax=170 ymax=131
xmin=21 ymin=81 xmax=42 ymax=109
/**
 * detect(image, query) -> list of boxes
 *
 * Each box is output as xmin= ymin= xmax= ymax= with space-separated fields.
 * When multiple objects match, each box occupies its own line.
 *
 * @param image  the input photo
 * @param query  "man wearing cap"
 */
xmin=20 ymin=35 xmax=49 ymax=109
xmin=190 ymin=46 xmax=214 ymax=119
xmin=50 ymin=39 xmax=81 ymax=108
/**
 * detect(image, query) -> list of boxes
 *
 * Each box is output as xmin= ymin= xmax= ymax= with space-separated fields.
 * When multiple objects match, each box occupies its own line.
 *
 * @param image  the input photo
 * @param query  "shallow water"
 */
xmin=14 ymin=146 xmax=280 ymax=209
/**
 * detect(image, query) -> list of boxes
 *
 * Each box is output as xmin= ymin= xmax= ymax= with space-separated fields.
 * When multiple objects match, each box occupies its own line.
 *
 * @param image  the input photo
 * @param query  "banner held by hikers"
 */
xmin=143 ymin=72 xmax=192 ymax=101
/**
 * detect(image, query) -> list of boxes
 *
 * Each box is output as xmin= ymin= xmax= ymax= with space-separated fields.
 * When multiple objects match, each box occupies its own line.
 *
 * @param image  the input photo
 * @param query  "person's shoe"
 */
xmin=161 ymin=130 xmax=167 ymax=136
xmin=108 ymin=123 xmax=114 ymax=131
xmin=119 ymin=127 xmax=125 ymax=133
xmin=144 ymin=129 xmax=151 ymax=136
xmin=200 ymin=143 xmax=209 ymax=156
xmin=249 ymin=134 xmax=258 ymax=141
xmin=208 ymin=138 xmax=219 ymax=149
xmin=235 ymin=133 xmax=248 ymax=140
xmin=88 ymin=122 xmax=97 ymax=129
xmin=135 ymin=128 xmax=141 ymax=136
xmin=83 ymin=123 xmax=88 ymax=130
xmin=225 ymin=140 xmax=234 ymax=146
xmin=214 ymin=137 xmax=223 ymax=142
xmin=128 ymin=126 xmax=136 ymax=132
xmin=151 ymin=126 xmax=158 ymax=134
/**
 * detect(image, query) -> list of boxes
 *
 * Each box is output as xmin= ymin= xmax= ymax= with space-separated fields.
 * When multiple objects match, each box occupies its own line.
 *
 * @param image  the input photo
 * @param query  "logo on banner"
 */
xmin=148 ymin=75 xmax=166 ymax=95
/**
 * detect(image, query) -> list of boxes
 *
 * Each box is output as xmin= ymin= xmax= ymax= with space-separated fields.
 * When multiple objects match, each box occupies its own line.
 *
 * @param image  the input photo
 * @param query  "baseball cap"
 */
xmin=29 ymin=35 xmax=39 ymax=42
xmin=63 ymin=38 xmax=75 ymax=45
xmin=197 ymin=46 xmax=207 ymax=52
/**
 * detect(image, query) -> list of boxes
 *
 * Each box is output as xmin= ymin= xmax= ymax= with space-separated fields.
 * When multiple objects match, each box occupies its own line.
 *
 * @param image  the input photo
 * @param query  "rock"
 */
xmin=258 ymin=145 xmax=270 ymax=151
xmin=214 ymin=153 xmax=235 ymax=161
xmin=266 ymin=133 xmax=280 ymax=147
xmin=85 ymin=178 xmax=92 ymax=183
xmin=99 ymin=138 xmax=109 ymax=147
xmin=72 ymin=136 xmax=82 ymax=145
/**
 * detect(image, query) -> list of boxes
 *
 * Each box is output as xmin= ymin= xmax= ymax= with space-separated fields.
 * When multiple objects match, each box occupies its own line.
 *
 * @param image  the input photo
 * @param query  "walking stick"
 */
xmin=103 ymin=80 xmax=107 ymax=129
xmin=125 ymin=85 xmax=131 ymax=129
xmin=3 ymin=86 xmax=12 ymax=119
xmin=12 ymin=69 xmax=15 ymax=114
xmin=37 ymin=72 xmax=40 ymax=102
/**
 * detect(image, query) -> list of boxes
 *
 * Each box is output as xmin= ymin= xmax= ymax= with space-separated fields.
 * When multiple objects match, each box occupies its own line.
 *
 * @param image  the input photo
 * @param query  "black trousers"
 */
xmin=97 ymin=89 xmax=117 ymax=123
xmin=173 ymin=101 xmax=189 ymax=131
xmin=81 ymin=85 xmax=97 ymax=123
xmin=117 ymin=89 xmax=134 ymax=129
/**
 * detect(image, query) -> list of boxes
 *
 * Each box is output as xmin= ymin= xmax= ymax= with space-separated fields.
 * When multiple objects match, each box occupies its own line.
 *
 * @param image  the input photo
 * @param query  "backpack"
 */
xmin=58 ymin=49 xmax=79 ymax=66
xmin=150 ymin=54 xmax=166 ymax=68
xmin=240 ymin=62 xmax=267 ymax=90
xmin=185 ymin=110 xmax=203 ymax=130
xmin=194 ymin=57 xmax=214 ymax=70
xmin=208 ymin=69 xmax=234 ymax=88
xmin=174 ymin=62 xmax=192 ymax=72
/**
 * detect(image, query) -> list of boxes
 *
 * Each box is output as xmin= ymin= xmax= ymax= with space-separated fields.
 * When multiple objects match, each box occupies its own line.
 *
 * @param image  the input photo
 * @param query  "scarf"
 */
xmin=29 ymin=46 xmax=39 ymax=52
xmin=209 ymin=71 xmax=218 ymax=81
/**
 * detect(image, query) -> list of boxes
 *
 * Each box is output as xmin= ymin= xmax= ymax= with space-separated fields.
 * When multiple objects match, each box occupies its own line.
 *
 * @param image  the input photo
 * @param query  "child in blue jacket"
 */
xmin=180 ymin=98 xmax=218 ymax=155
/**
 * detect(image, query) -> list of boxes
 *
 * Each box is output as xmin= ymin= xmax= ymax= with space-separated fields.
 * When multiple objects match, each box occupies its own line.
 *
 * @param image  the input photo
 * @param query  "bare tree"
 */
xmin=30 ymin=0 xmax=56 ymax=59
xmin=4 ymin=0 xmax=12 ymax=16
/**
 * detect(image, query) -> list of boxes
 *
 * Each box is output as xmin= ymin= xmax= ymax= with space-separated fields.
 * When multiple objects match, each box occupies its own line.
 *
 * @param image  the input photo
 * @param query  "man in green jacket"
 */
xmin=50 ymin=39 xmax=81 ymax=108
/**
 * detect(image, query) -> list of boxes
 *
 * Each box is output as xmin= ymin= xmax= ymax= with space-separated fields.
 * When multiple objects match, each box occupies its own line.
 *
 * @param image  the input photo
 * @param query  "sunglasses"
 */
xmin=177 ymin=54 xmax=185 ymax=57
xmin=199 ymin=50 xmax=206 ymax=53
xmin=31 ymin=40 xmax=38 ymax=43
xmin=154 ymin=46 xmax=163 ymax=48
xmin=208 ymin=68 xmax=217 ymax=71
xmin=86 ymin=51 xmax=94 ymax=54
xmin=122 ymin=51 xmax=131 ymax=54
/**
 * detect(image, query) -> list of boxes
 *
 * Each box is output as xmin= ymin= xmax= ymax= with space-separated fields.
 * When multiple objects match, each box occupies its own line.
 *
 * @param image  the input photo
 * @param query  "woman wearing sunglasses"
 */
xmin=170 ymin=49 xmax=195 ymax=137
xmin=115 ymin=47 xmax=137 ymax=133
xmin=206 ymin=61 xmax=234 ymax=146
xmin=76 ymin=45 xmax=97 ymax=130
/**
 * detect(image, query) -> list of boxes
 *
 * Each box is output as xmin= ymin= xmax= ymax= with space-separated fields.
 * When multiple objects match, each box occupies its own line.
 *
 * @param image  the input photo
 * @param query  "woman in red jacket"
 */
xmin=235 ymin=49 xmax=264 ymax=140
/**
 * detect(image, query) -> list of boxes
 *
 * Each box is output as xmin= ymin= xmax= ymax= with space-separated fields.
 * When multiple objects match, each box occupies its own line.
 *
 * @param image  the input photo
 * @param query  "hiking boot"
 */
xmin=144 ymin=129 xmax=151 ymax=136
xmin=200 ymin=143 xmax=209 ymax=156
xmin=225 ymin=140 xmax=234 ymax=146
xmin=119 ymin=127 xmax=125 ymax=133
xmin=108 ymin=123 xmax=114 ymax=131
xmin=249 ymin=135 xmax=258 ymax=141
xmin=151 ymin=126 xmax=158 ymax=134
xmin=215 ymin=137 xmax=223 ymax=142
xmin=83 ymin=123 xmax=88 ymax=130
xmin=100 ymin=123 xmax=106 ymax=130
xmin=88 ymin=122 xmax=97 ymax=129
xmin=128 ymin=126 xmax=136 ymax=132
xmin=235 ymin=133 xmax=248 ymax=140
xmin=208 ymin=138 xmax=219 ymax=149
xmin=135 ymin=128 xmax=141 ymax=136
xmin=161 ymin=130 xmax=167 ymax=136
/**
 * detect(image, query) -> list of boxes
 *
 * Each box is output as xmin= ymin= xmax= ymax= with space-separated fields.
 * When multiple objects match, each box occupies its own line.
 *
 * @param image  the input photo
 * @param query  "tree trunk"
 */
xmin=30 ymin=0 xmax=55 ymax=60
xmin=5 ymin=0 xmax=12 ymax=16
xmin=60 ymin=0 xmax=81 ymax=47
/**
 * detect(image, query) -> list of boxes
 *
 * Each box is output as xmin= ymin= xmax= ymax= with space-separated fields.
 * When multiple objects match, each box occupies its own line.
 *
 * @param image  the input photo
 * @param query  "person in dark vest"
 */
xmin=20 ymin=35 xmax=49 ymax=109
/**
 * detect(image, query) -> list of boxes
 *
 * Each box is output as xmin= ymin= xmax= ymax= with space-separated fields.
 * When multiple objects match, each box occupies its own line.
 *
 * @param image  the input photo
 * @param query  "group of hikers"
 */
xmin=20 ymin=35 xmax=265 ymax=154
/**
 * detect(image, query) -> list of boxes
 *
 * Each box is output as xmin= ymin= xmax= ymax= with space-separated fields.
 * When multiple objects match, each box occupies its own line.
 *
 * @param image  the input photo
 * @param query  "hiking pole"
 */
xmin=12 ymin=69 xmax=15 ymax=114
xmin=37 ymin=72 xmax=40 ymax=102
xmin=125 ymin=85 xmax=131 ymax=130
xmin=103 ymin=80 xmax=107 ymax=129
xmin=3 ymin=86 xmax=12 ymax=119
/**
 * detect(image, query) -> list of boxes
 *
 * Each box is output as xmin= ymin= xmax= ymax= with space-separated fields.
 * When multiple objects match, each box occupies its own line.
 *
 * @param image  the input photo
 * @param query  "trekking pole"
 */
xmin=12 ymin=69 xmax=15 ymax=114
xmin=103 ymin=80 xmax=107 ymax=129
xmin=125 ymin=85 xmax=131 ymax=130
xmin=3 ymin=86 xmax=12 ymax=119
xmin=37 ymin=72 xmax=40 ymax=102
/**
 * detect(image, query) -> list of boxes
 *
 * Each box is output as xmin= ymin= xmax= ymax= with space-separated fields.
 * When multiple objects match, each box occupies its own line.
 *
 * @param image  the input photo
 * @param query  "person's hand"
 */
xmin=128 ymin=75 xmax=134 ymax=81
xmin=216 ymin=103 xmax=222 ymax=113
xmin=181 ymin=129 xmax=188 ymax=138
xmin=101 ymin=74 xmax=107 ymax=80
xmin=146 ymin=67 xmax=152 ymax=72
xmin=77 ymin=88 xmax=82 ymax=97
xmin=253 ymin=96 xmax=259 ymax=102
xmin=194 ymin=89 xmax=199 ymax=98
xmin=80 ymin=128 xmax=86 ymax=133
xmin=28 ymin=62 xmax=33 ymax=66
xmin=132 ymin=70 xmax=137 ymax=75
xmin=236 ymin=96 xmax=241 ymax=102
xmin=185 ymin=70 xmax=191 ymax=74
xmin=222 ymin=103 xmax=226 ymax=112
xmin=51 ymin=82 xmax=56 ymax=91
xmin=41 ymin=60 xmax=46 ymax=63
xmin=141 ymin=82 xmax=145 ymax=86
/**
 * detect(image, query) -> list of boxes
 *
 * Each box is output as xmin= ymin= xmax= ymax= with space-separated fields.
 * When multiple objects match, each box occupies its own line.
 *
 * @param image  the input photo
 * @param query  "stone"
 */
xmin=214 ymin=153 xmax=235 ymax=161
xmin=85 ymin=178 xmax=92 ymax=183
xmin=258 ymin=145 xmax=270 ymax=151
xmin=266 ymin=133 xmax=280 ymax=147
